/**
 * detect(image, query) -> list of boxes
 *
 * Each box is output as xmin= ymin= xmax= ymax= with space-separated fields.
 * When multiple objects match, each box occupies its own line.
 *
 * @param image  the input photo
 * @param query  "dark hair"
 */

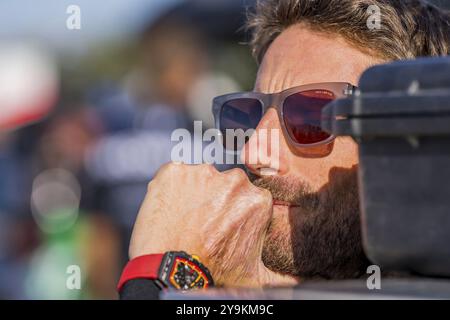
xmin=248 ymin=0 xmax=450 ymax=64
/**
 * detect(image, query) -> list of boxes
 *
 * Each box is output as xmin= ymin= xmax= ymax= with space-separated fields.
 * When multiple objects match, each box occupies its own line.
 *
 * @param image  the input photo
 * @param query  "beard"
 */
xmin=250 ymin=167 xmax=370 ymax=280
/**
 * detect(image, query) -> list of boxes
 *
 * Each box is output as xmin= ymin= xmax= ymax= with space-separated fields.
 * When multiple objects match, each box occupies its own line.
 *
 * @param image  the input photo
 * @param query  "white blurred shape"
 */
xmin=0 ymin=43 xmax=59 ymax=131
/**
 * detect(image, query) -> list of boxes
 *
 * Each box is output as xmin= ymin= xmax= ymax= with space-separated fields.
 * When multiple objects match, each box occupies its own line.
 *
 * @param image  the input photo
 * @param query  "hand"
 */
xmin=129 ymin=162 xmax=297 ymax=288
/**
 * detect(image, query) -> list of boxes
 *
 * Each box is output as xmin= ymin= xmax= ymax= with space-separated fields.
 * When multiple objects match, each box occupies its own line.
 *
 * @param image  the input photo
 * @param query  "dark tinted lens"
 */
xmin=283 ymin=90 xmax=335 ymax=145
xmin=220 ymin=98 xmax=263 ymax=151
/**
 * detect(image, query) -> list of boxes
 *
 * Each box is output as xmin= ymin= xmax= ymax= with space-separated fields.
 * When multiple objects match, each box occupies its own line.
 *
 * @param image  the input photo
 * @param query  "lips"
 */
xmin=273 ymin=200 xmax=300 ymax=208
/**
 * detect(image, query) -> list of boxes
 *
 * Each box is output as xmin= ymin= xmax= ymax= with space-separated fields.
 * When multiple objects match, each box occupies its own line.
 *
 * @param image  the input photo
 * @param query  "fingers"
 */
xmin=156 ymin=161 xmax=218 ymax=176
xmin=222 ymin=167 xmax=248 ymax=181
xmin=153 ymin=162 xmax=272 ymax=209
xmin=221 ymin=168 xmax=273 ymax=224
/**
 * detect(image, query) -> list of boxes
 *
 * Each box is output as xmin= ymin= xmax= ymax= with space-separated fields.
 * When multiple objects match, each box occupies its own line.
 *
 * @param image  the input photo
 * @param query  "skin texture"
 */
xmin=129 ymin=24 xmax=384 ymax=287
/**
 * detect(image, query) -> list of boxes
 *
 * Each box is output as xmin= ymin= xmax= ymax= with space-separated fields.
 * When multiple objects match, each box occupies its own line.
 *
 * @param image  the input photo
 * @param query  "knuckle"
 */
xmin=161 ymin=161 xmax=184 ymax=174
xmin=152 ymin=162 xmax=185 ymax=186
xmin=146 ymin=179 xmax=154 ymax=192
xmin=199 ymin=163 xmax=218 ymax=175
xmin=228 ymin=168 xmax=247 ymax=181
xmin=158 ymin=162 xmax=172 ymax=175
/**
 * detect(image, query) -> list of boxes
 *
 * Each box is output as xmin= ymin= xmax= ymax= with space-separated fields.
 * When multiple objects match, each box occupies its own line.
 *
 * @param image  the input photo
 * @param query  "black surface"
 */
xmin=323 ymin=57 xmax=450 ymax=278
xmin=163 ymin=278 xmax=450 ymax=300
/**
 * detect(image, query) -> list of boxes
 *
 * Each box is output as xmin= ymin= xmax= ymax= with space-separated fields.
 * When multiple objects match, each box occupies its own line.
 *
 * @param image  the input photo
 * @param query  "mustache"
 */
xmin=247 ymin=171 xmax=320 ymax=210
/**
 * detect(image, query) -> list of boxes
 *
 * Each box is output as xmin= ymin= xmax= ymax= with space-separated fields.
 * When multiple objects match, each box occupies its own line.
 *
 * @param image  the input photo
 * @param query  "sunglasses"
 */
xmin=213 ymin=82 xmax=356 ymax=152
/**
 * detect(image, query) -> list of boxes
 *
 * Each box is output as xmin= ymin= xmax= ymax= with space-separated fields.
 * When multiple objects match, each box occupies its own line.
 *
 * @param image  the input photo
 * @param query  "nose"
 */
xmin=240 ymin=108 xmax=289 ymax=176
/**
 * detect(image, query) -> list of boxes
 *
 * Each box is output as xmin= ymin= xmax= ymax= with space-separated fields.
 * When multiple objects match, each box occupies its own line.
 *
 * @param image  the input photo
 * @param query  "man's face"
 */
xmin=241 ymin=25 xmax=382 ymax=279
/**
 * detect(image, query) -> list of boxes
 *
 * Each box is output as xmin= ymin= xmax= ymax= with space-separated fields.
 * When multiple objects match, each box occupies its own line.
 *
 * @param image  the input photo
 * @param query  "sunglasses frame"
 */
xmin=212 ymin=82 xmax=356 ymax=150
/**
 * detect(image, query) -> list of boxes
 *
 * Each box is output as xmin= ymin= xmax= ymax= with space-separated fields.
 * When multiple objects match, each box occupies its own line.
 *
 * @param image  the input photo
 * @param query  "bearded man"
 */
xmin=117 ymin=0 xmax=450 ymax=299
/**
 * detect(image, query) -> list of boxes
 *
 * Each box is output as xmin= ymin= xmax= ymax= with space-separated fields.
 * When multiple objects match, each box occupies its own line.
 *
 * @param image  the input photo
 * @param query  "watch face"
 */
xmin=159 ymin=252 xmax=213 ymax=290
xmin=170 ymin=257 xmax=208 ymax=290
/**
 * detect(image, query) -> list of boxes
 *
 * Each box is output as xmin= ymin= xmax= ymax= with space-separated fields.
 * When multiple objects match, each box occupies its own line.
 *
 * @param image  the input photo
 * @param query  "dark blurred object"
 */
xmin=430 ymin=0 xmax=450 ymax=10
xmin=323 ymin=57 xmax=450 ymax=278
xmin=136 ymin=0 xmax=255 ymax=107
xmin=142 ymin=0 xmax=256 ymax=41
xmin=164 ymin=278 xmax=450 ymax=300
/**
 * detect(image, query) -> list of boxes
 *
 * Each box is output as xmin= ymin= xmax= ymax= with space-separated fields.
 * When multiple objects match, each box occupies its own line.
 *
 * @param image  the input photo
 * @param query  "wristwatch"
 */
xmin=117 ymin=251 xmax=214 ymax=292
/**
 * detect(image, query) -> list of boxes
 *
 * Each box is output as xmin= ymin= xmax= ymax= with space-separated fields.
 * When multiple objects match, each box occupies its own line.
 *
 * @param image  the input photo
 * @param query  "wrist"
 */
xmin=117 ymin=251 xmax=214 ymax=293
xmin=117 ymin=254 xmax=164 ymax=292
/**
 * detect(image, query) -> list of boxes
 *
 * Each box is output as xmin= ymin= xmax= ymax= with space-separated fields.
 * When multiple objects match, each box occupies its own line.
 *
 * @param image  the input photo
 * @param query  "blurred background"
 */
xmin=0 ymin=0 xmax=257 ymax=299
xmin=0 ymin=0 xmax=449 ymax=300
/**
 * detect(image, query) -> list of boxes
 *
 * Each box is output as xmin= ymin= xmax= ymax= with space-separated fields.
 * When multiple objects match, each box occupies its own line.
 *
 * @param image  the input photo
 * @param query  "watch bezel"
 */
xmin=157 ymin=251 xmax=214 ymax=290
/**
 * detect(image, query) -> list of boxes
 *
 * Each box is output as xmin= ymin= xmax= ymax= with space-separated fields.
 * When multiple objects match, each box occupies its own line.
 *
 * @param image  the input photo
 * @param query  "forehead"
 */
xmin=254 ymin=24 xmax=380 ymax=94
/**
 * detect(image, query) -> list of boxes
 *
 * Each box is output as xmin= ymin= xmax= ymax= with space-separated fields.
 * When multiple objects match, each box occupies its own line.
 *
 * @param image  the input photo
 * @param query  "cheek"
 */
xmin=329 ymin=137 xmax=359 ymax=168
xmin=287 ymin=137 xmax=359 ymax=191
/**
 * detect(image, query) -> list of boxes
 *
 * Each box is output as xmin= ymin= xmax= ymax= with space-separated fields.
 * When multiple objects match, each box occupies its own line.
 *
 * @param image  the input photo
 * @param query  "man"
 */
xmin=118 ymin=0 xmax=450 ymax=298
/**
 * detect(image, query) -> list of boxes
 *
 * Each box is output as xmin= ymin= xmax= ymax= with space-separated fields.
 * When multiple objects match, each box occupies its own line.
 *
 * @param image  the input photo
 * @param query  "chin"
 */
xmin=262 ymin=209 xmax=297 ymax=276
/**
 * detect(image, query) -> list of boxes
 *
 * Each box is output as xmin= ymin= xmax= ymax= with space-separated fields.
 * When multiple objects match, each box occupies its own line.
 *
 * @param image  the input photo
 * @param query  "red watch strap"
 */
xmin=117 ymin=254 xmax=165 ymax=292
